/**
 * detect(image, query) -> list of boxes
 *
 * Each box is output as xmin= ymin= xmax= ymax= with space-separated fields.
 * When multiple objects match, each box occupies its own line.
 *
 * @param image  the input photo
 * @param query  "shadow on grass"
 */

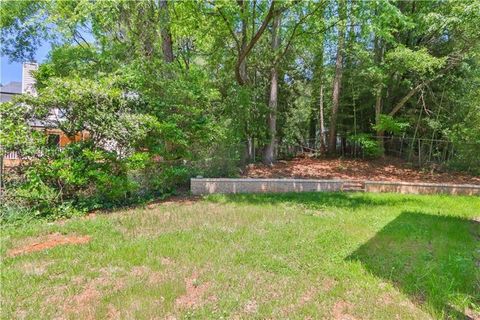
xmin=348 ymin=211 xmax=480 ymax=319
xmin=206 ymin=192 xmax=419 ymax=210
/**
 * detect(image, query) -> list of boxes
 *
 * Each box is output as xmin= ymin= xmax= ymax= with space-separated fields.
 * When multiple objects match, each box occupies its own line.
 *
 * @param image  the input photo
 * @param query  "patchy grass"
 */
xmin=1 ymin=192 xmax=479 ymax=319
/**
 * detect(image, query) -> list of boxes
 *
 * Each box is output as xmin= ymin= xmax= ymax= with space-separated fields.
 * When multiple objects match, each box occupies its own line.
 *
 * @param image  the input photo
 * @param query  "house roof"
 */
xmin=0 ymin=81 xmax=22 ymax=94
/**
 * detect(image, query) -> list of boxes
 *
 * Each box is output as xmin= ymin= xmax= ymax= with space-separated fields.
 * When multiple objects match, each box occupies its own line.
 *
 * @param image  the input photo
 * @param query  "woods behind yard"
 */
xmin=1 ymin=0 xmax=479 ymax=219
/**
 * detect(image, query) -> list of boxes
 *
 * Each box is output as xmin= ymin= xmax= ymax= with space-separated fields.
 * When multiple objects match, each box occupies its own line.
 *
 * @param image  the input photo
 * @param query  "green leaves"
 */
xmin=385 ymin=46 xmax=446 ymax=76
xmin=372 ymin=115 xmax=409 ymax=135
xmin=0 ymin=0 xmax=49 ymax=61
xmin=0 ymin=99 xmax=47 ymax=156
xmin=347 ymin=133 xmax=382 ymax=158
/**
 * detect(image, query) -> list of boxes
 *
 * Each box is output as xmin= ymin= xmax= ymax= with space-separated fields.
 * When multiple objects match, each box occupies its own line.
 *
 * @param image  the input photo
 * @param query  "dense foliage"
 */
xmin=1 ymin=0 xmax=479 ymax=220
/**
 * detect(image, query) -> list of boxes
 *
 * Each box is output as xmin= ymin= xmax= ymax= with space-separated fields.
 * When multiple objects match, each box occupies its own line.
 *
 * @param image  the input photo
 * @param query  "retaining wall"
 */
xmin=364 ymin=181 xmax=480 ymax=196
xmin=191 ymin=178 xmax=480 ymax=196
xmin=191 ymin=178 xmax=345 ymax=195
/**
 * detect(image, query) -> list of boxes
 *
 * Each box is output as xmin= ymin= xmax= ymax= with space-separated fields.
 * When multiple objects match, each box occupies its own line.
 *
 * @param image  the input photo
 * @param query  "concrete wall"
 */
xmin=191 ymin=178 xmax=345 ymax=195
xmin=364 ymin=181 xmax=480 ymax=196
xmin=191 ymin=178 xmax=480 ymax=196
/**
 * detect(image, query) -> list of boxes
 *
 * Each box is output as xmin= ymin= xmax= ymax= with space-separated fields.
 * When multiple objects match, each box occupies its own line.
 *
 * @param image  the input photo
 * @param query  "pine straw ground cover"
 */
xmin=1 ymin=192 xmax=479 ymax=319
xmin=244 ymin=157 xmax=480 ymax=185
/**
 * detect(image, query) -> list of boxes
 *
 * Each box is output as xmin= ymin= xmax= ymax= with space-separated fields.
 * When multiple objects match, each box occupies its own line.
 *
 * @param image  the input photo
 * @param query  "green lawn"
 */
xmin=1 ymin=192 xmax=479 ymax=319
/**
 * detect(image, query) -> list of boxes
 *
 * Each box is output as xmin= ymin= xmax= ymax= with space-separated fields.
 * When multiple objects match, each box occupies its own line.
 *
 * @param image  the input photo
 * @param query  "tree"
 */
xmin=159 ymin=0 xmax=174 ymax=63
xmin=328 ymin=0 xmax=346 ymax=155
xmin=2 ymin=0 xmax=480 ymax=219
xmin=263 ymin=11 xmax=281 ymax=164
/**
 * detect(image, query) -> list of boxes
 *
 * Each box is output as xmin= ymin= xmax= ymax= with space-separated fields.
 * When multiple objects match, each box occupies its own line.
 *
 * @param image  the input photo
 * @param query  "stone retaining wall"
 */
xmin=191 ymin=178 xmax=480 ymax=196
xmin=364 ymin=181 xmax=480 ymax=196
xmin=191 ymin=178 xmax=345 ymax=195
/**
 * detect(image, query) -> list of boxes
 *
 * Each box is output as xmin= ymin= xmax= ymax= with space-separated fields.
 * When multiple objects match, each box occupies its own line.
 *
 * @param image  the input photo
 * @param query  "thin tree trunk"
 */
xmin=388 ymin=58 xmax=459 ymax=117
xmin=159 ymin=0 xmax=174 ymax=63
xmin=312 ymin=39 xmax=324 ymax=152
xmin=238 ymin=0 xmax=251 ymax=162
xmin=375 ymin=86 xmax=385 ymax=153
xmin=373 ymin=34 xmax=385 ymax=155
xmin=238 ymin=0 xmax=248 ymax=83
xmin=327 ymin=0 xmax=346 ymax=155
xmin=409 ymin=105 xmax=423 ymax=162
xmin=248 ymin=137 xmax=254 ymax=161
xmin=389 ymin=82 xmax=425 ymax=117
xmin=263 ymin=12 xmax=281 ymax=165
xmin=318 ymin=84 xmax=326 ymax=153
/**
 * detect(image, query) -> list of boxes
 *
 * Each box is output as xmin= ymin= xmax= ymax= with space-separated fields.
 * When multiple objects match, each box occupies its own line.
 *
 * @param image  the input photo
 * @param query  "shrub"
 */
xmin=372 ymin=115 xmax=409 ymax=135
xmin=348 ymin=133 xmax=382 ymax=158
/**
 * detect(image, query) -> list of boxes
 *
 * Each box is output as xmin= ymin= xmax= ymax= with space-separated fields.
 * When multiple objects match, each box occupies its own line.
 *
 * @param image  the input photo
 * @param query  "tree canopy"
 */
xmin=1 ymin=0 xmax=479 ymax=218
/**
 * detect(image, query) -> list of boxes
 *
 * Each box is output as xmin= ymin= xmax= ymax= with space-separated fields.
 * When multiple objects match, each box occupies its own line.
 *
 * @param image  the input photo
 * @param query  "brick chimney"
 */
xmin=22 ymin=62 xmax=38 ymax=96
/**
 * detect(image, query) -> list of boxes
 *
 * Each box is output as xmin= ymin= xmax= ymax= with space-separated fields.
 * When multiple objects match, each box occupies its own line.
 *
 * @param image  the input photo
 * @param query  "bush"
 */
xmin=447 ymin=142 xmax=480 ymax=175
xmin=372 ymin=115 xmax=409 ymax=135
xmin=348 ymin=133 xmax=382 ymax=158
xmin=0 ymin=71 xmax=236 ymax=223
xmin=2 ymin=140 xmax=236 ymax=223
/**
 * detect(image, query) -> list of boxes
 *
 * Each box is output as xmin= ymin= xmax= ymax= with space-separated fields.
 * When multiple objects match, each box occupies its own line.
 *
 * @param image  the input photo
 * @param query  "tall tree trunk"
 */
xmin=327 ymin=0 xmax=346 ymax=155
xmin=373 ymin=36 xmax=385 ymax=154
xmin=263 ymin=12 xmax=281 ymax=165
xmin=318 ymin=84 xmax=327 ymax=153
xmin=375 ymin=87 xmax=385 ymax=154
xmin=238 ymin=0 xmax=248 ymax=83
xmin=312 ymin=7 xmax=326 ymax=154
xmin=159 ymin=0 xmax=174 ymax=63
xmin=312 ymin=51 xmax=326 ymax=153
xmin=238 ymin=0 xmax=251 ymax=162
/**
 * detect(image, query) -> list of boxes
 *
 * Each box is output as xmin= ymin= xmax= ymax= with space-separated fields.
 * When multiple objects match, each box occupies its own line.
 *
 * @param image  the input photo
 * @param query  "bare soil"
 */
xmin=332 ymin=300 xmax=357 ymax=320
xmin=7 ymin=233 xmax=91 ymax=257
xmin=175 ymin=271 xmax=211 ymax=310
xmin=244 ymin=157 xmax=480 ymax=185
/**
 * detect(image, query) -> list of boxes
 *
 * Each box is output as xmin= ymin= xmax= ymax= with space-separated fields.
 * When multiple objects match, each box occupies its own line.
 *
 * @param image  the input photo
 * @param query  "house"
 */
xmin=0 ymin=62 xmax=38 ymax=102
xmin=1 ymin=63 xmax=87 ymax=167
xmin=0 ymin=81 xmax=22 ymax=102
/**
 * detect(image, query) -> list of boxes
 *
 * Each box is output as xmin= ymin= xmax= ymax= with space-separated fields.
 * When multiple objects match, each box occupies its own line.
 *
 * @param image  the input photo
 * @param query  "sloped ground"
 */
xmin=244 ymin=157 xmax=480 ymax=185
xmin=1 ymin=193 xmax=479 ymax=319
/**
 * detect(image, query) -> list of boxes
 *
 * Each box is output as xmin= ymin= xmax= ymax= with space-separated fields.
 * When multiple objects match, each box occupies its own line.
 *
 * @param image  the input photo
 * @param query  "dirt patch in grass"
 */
xmin=321 ymin=278 xmax=337 ymax=292
xmin=242 ymin=300 xmax=259 ymax=314
xmin=70 ymin=284 xmax=101 ymax=316
xmin=281 ymin=277 xmax=337 ymax=317
xmin=60 ymin=270 xmax=121 ymax=318
xmin=107 ymin=304 xmax=121 ymax=319
xmin=299 ymin=288 xmax=317 ymax=305
xmin=175 ymin=271 xmax=211 ymax=310
xmin=332 ymin=300 xmax=357 ymax=320
xmin=298 ymin=278 xmax=336 ymax=306
xmin=464 ymin=307 xmax=480 ymax=320
xmin=244 ymin=157 xmax=480 ymax=184
xmin=130 ymin=265 xmax=165 ymax=285
xmin=7 ymin=233 xmax=91 ymax=257
xmin=45 ymin=268 xmax=127 ymax=318
xmin=379 ymin=292 xmax=394 ymax=305
xmin=161 ymin=257 xmax=175 ymax=266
